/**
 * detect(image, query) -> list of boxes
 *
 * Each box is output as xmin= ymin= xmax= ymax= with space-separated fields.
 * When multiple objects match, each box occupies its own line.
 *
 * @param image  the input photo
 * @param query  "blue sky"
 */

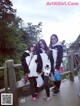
xmin=12 ymin=0 xmax=80 ymax=44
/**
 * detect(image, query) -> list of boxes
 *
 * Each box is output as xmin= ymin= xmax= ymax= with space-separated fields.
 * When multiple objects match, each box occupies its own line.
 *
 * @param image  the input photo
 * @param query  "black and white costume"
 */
xmin=51 ymin=42 xmax=63 ymax=90
xmin=21 ymin=50 xmax=42 ymax=77
xmin=21 ymin=50 xmax=42 ymax=98
xmin=37 ymin=48 xmax=54 ymax=97
xmin=51 ymin=42 xmax=63 ymax=70
xmin=37 ymin=48 xmax=54 ymax=75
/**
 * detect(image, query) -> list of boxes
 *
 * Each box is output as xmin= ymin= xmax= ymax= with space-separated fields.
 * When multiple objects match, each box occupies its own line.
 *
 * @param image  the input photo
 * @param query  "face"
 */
xmin=51 ymin=36 xmax=58 ymax=45
xmin=30 ymin=44 xmax=36 ymax=52
xmin=39 ymin=41 xmax=45 ymax=49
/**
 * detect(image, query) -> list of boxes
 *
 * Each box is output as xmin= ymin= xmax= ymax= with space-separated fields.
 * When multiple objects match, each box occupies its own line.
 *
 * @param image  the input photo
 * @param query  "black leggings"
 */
xmin=53 ymin=80 xmax=61 ymax=90
xmin=29 ymin=77 xmax=38 ymax=97
xmin=42 ymin=74 xmax=50 ymax=97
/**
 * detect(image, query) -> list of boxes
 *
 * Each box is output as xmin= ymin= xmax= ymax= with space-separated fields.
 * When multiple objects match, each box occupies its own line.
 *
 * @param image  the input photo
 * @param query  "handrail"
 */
xmin=14 ymin=64 xmax=21 ymax=68
xmin=0 ymin=51 xmax=79 ymax=106
xmin=0 ymin=67 xmax=4 ymax=70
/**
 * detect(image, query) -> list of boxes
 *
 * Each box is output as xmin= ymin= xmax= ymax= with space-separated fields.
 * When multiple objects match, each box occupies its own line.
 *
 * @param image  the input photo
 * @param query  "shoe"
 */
xmin=32 ymin=97 xmax=37 ymax=101
xmin=53 ymin=89 xmax=60 ymax=96
xmin=43 ymin=96 xmax=50 ymax=100
xmin=35 ymin=92 xmax=38 ymax=97
xmin=51 ymin=87 xmax=60 ymax=92
xmin=51 ymin=87 xmax=56 ymax=92
xmin=47 ymin=97 xmax=50 ymax=100
xmin=43 ymin=96 xmax=47 ymax=99
xmin=35 ymin=92 xmax=38 ymax=94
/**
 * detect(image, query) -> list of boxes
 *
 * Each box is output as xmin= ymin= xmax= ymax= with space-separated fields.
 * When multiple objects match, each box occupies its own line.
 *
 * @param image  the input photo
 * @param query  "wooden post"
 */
xmin=4 ymin=61 xmax=8 ymax=92
xmin=69 ymin=51 xmax=74 ymax=81
xmin=7 ymin=60 xmax=19 ymax=106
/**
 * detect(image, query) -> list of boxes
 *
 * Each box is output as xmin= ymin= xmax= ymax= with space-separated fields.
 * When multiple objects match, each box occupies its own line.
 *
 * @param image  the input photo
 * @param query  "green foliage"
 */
xmin=69 ymin=35 xmax=80 ymax=51
xmin=61 ymin=74 xmax=70 ymax=80
xmin=15 ymin=69 xmax=24 ymax=81
xmin=0 ymin=71 xmax=4 ymax=78
xmin=0 ymin=0 xmax=42 ymax=82
xmin=21 ymin=22 xmax=42 ymax=43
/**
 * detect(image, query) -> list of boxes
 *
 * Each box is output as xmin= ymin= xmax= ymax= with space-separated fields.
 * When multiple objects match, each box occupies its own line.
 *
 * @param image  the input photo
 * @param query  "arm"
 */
xmin=36 ymin=54 xmax=43 ymax=73
xmin=21 ymin=52 xmax=30 ymax=74
xmin=49 ymin=50 xmax=54 ymax=73
xmin=55 ymin=45 xmax=63 ymax=70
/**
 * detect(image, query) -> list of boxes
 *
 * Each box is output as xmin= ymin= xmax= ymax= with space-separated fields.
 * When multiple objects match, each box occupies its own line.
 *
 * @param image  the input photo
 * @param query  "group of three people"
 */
xmin=21 ymin=34 xmax=63 ymax=101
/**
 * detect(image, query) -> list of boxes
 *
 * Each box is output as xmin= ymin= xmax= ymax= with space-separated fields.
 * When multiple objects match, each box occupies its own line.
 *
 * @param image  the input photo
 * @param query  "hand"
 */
xmin=55 ymin=69 xmax=58 ymax=72
xmin=25 ymin=74 xmax=28 ymax=80
xmin=49 ymin=73 xmax=51 ymax=77
xmin=27 ymin=70 xmax=30 ymax=74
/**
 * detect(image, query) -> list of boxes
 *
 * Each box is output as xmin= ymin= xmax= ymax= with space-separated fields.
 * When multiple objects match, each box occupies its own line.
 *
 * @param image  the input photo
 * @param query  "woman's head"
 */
xmin=37 ymin=39 xmax=48 ymax=50
xmin=28 ymin=42 xmax=36 ymax=52
xmin=49 ymin=34 xmax=58 ymax=47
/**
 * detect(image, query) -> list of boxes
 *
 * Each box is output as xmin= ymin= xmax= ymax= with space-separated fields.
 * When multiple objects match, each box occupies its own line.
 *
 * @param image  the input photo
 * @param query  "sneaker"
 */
xmin=51 ymin=87 xmax=56 ymax=92
xmin=32 ymin=97 xmax=37 ymax=101
xmin=43 ymin=96 xmax=47 ymax=99
xmin=43 ymin=96 xmax=50 ymax=100
xmin=47 ymin=97 xmax=50 ymax=100
xmin=53 ymin=89 xmax=60 ymax=96
xmin=35 ymin=92 xmax=38 ymax=94
xmin=51 ymin=87 xmax=60 ymax=92
xmin=35 ymin=92 xmax=38 ymax=97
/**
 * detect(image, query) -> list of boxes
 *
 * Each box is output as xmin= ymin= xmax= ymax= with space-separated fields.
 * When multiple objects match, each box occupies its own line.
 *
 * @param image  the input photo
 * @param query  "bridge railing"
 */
xmin=0 ymin=51 xmax=79 ymax=106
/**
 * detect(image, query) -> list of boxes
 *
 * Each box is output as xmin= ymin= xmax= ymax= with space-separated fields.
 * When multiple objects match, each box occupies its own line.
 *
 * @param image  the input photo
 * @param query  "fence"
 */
xmin=0 ymin=51 xmax=79 ymax=106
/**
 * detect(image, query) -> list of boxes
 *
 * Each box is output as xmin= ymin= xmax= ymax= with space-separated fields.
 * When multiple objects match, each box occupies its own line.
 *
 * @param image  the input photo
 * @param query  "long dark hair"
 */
xmin=49 ymin=34 xmax=58 ymax=48
xmin=37 ymin=39 xmax=51 ymax=58
xmin=37 ymin=39 xmax=48 ymax=51
xmin=28 ymin=42 xmax=37 ymax=54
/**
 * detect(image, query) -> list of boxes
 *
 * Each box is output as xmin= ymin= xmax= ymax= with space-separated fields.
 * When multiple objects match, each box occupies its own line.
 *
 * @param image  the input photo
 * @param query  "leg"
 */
xmin=44 ymin=76 xmax=50 ymax=97
xmin=52 ymin=80 xmax=61 ymax=95
xmin=34 ymin=77 xmax=38 ymax=94
xmin=29 ymin=77 xmax=38 ymax=98
xmin=54 ymin=80 xmax=61 ymax=90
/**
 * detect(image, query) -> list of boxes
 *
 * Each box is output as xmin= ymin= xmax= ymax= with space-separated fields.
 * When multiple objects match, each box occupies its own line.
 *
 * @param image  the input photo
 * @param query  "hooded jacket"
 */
xmin=51 ymin=42 xmax=63 ymax=70
xmin=21 ymin=50 xmax=42 ymax=77
xmin=37 ymin=48 xmax=54 ymax=74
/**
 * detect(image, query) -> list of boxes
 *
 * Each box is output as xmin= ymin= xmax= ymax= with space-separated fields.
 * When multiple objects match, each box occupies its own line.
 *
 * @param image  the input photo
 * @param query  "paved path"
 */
xmin=19 ymin=77 xmax=80 ymax=106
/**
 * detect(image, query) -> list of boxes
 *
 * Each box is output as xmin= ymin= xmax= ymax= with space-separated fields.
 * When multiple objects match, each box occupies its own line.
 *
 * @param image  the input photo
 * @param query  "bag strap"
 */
xmin=28 ymin=55 xmax=34 ymax=66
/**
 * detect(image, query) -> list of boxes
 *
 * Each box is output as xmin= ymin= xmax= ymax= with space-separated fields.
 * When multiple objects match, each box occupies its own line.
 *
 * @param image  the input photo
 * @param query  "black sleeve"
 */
xmin=21 ymin=52 xmax=30 ymax=74
xmin=55 ymin=45 xmax=63 ymax=69
xmin=36 ymin=54 xmax=43 ymax=73
xmin=49 ymin=50 xmax=54 ymax=73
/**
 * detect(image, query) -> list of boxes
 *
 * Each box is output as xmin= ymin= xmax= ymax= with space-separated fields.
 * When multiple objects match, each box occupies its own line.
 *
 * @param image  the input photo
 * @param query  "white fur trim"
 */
xmin=40 ymin=53 xmax=51 ymax=74
xmin=52 ymin=49 xmax=57 ymax=67
xmin=25 ymin=50 xmax=30 ymax=53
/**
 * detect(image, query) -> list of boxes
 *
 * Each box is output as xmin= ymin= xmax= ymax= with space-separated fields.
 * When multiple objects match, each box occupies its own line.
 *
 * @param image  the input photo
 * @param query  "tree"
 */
xmin=25 ymin=22 xmax=42 ymax=42
xmin=0 ymin=0 xmax=16 ymax=24
xmin=0 ymin=0 xmax=22 ymax=54
xmin=69 ymin=35 xmax=80 ymax=51
xmin=0 ymin=0 xmax=42 ymax=64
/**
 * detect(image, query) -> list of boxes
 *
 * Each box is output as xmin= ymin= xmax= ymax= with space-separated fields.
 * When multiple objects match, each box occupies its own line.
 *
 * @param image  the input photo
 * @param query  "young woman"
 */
xmin=37 ymin=39 xmax=54 ymax=100
xmin=49 ymin=34 xmax=63 ymax=96
xmin=21 ymin=42 xmax=42 ymax=100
